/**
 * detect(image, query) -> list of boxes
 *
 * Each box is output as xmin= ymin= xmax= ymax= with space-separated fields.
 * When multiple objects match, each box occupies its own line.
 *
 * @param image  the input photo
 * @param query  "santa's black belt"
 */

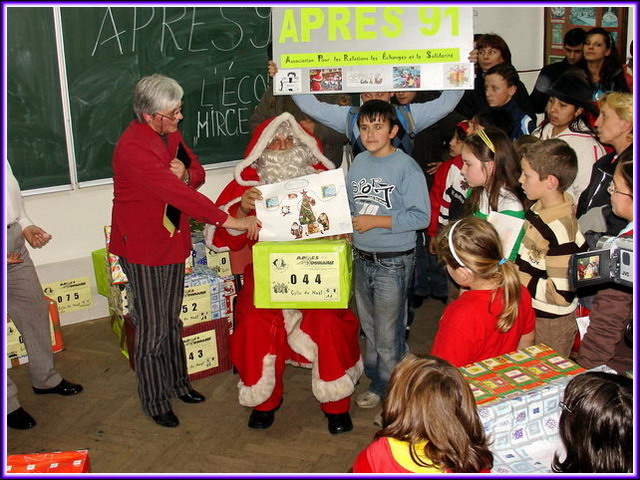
xmin=354 ymin=248 xmax=415 ymax=261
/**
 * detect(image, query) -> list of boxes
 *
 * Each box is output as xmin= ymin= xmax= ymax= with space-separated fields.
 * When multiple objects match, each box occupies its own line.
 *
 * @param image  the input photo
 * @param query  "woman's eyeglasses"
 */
xmin=607 ymin=183 xmax=632 ymax=197
xmin=154 ymin=108 xmax=182 ymax=121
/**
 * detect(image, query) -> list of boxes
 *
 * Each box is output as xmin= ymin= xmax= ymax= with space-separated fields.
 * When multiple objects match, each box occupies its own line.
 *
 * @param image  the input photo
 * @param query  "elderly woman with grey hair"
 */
xmin=109 ymin=74 xmax=260 ymax=428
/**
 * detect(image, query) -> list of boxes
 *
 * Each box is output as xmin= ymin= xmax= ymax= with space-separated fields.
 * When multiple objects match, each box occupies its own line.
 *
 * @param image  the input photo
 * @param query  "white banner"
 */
xmin=255 ymin=169 xmax=353 ymax=242
xmin=272 ymin=6 xmax=474 ymax=95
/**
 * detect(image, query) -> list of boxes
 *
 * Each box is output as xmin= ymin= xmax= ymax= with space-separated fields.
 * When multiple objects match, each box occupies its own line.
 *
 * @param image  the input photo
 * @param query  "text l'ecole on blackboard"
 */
xmin=7 ymin=6 xmax=271 ymax=191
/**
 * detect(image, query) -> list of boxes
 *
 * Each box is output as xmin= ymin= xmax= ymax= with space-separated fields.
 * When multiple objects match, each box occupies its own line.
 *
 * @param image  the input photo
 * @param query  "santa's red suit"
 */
xmin=205 ymin=112 xmax=362 ymax=415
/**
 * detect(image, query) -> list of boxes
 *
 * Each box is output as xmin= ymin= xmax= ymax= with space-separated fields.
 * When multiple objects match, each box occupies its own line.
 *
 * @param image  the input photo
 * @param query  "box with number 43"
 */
xmin=253 ymin=239 xmax=352 ymax=309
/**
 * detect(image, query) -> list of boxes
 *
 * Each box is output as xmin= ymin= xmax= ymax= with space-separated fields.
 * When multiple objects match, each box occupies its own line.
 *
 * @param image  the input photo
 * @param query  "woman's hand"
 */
xmin=222 ymin=215 xmax=262 ymax=240
xmin=170 ymin=159 xmax=188 ymax=182
xmin=267 ymin=60 xmax=278 ymax=77
xmin=22 ymin=225 xmax=52 ymax=248
xmin=468 ymin=49 xmax=478 ymax=64
xmin=7 ymin=251 xmax=23 ymax=264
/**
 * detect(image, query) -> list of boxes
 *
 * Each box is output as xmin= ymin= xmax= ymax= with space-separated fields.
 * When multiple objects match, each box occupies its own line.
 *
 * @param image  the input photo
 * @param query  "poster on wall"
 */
xmin=544 ymin=6 xmax=629 ymax=66
xmin=271 ymin=6 xmax=474 ymax=95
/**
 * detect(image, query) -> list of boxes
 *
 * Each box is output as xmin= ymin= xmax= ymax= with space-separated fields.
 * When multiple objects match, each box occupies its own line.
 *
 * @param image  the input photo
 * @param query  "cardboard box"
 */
xmin=123 ymin=315 xmax=231 ymax=380
xmin=6 ymin=450 xmax=90 ymax=473
xmin=252 ymin=239 xmax=352 ymax=309
xmin=192 ymin=238 xmax=233 ymax=277
xmin=91 ymin=248 xmax=110 ymax=297
xmin=460 ymin=343 xmax=586 ymax=406
xmin=7 ymin=297 xmax=64 ymax=369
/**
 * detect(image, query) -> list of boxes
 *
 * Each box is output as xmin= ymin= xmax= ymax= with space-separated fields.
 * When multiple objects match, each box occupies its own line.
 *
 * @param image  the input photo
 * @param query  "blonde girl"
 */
xmin=461 ymin=126 xmax=526 ymax=260
xmin=431 ymin=217 xmax=535 ymax=367
xmin=352 ymin=354 xmax=492 ymax=473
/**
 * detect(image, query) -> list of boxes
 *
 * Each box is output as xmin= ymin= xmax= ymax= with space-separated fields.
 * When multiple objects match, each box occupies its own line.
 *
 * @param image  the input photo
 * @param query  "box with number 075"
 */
xmin=252 ymin=239 xmax=352 ymax=309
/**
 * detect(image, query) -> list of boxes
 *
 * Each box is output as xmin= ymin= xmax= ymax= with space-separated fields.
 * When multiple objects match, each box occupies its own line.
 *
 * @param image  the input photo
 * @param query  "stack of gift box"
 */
xmin=6 ymin=297 xmax=64 ymax=368
xmin=460 ymin=344 xmax=587 ymax=473
xmin=93 ymin=227 xmax=241 ymax=381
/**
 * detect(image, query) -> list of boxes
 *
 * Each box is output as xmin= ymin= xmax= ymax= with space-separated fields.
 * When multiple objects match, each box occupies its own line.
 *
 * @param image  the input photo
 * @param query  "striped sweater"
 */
xmin=516 ymin=193 xmax=588 ymax=317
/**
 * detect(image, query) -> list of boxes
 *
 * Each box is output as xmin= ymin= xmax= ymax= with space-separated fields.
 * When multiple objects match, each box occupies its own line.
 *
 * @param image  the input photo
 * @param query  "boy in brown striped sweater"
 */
xmin=516 ymin=139 xmax=587 ymax=356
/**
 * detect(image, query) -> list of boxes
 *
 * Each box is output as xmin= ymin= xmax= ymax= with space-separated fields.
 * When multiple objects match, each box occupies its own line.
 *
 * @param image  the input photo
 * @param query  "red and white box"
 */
xmin=6 ymin=450 xmax=90 ymax=473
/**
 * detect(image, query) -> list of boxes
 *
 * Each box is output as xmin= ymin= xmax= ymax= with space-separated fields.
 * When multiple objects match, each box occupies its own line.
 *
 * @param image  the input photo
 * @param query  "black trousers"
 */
xmin=120 ymin=258 xmax=190 ymax=416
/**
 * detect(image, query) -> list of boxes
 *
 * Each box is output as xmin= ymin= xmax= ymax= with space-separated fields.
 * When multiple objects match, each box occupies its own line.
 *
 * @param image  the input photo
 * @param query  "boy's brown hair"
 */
xmin=521 ymin=138 xmax=577 ymax=192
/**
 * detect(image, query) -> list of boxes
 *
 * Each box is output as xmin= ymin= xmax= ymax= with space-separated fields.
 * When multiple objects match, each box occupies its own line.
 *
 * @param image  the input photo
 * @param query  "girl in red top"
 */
xmin=431 ymin=217 xmax=535 ymax=367
xmin=352 ymin=354 xmax=492 ymax=473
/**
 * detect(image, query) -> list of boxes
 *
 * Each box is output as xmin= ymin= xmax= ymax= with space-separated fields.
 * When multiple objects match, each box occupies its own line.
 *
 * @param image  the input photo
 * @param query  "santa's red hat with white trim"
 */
xmin=233 ymin=112 xmax=335 ymax=186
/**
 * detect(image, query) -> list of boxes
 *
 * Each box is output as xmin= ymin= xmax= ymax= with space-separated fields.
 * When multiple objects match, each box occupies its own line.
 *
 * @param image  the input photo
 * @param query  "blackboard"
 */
xmin=7 ymin=6 xmax=271 ymax=189
xmin=7 ymin=7 xmax=70 ymax=190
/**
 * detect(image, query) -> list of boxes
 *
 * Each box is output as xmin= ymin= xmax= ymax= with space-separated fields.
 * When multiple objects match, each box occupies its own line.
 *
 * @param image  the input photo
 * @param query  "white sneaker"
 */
xmin=356 ymin=391 xmax=381 ymax=409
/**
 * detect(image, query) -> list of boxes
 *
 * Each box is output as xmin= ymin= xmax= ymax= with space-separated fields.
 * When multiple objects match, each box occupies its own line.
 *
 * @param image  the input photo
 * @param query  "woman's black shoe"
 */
xmin=151 ymin=410 xmax=179 ymax=428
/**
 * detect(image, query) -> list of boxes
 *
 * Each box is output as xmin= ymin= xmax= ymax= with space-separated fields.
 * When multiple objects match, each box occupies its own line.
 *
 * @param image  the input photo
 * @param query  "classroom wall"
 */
xmin=21 ymin=6 xmax=635 ymax=325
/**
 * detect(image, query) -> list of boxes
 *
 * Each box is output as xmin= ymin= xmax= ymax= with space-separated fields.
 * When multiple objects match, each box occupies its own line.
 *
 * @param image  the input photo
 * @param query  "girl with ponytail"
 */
xmin=430 ymin=217 xmax=535 ymax=367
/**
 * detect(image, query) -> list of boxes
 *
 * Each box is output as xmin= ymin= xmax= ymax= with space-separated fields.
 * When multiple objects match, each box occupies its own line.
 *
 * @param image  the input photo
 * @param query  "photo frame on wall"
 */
xmin=544 ymin=6 xmax=628 ymax=66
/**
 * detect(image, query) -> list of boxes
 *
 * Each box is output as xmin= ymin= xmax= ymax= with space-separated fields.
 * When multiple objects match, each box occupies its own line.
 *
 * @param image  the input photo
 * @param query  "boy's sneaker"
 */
xmin=356 ymin=391 xmax=381 ymax=409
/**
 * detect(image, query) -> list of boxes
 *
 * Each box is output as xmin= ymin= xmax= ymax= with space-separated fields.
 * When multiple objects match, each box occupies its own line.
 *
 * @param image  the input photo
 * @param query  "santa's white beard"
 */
xmin=256 ymin=146 xmax=318 ymax=184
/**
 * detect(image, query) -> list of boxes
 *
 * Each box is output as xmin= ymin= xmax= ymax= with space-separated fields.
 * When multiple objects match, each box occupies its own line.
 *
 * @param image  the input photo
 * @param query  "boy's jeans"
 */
xmin=354 ymin=251 xmax=415 ymax=399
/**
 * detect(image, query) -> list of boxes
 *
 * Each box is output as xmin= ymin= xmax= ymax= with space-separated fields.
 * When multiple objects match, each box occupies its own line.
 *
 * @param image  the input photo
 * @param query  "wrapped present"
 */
xmin=91 ymin=248 xmax=110 ymax=297
xmin=123 ymin=316 xmax=231 ymax=380
xmin=104 ymin=226 xmax=192 ymax=284
xmin=6 ymin=450 xmax=90 ymax=473
xmin=463 ymin=345 xmax=586 ymax=474
xmin=183 ymin=265 xmax=228 ymax=323
xmin=7 ymin=297 xmax=64 ymax=369
xmin=103 ymin=226 xmax=128 ymax=285
xmin=182 ymin=319 xmax=232 ymax=379
xmin=192 ymin=238 xmax=233 ymax=277
xmin=252 ymin=239 xmax=352 ymax=309
xmin=460 ymin=343 xmax=585 ymax=406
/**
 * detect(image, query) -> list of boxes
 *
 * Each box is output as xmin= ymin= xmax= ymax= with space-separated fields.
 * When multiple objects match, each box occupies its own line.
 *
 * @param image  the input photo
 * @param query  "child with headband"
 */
xmin=461 ymin=126 xmax=526 ymax=261
xmin=430 ymin=217 xmax=534 ymax=367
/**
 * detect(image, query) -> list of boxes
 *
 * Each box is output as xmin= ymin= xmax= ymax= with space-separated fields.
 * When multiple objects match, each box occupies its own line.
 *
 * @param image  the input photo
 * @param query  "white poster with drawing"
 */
xmin=255 ymin=169 xmax=353 ymax=242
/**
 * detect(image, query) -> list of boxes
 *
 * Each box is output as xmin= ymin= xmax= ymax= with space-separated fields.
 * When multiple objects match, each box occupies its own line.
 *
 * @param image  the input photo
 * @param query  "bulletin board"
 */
xmin=544 ymin=7 xmax=628 ymax=66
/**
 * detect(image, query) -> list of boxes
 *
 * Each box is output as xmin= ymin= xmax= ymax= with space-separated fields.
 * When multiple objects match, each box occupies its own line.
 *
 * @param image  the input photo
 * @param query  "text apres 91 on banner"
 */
xmin=272 ymin=6 xmax=474 ymax=95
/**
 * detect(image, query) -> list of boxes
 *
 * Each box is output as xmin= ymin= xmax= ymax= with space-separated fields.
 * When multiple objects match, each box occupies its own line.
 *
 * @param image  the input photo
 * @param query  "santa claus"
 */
xmin=204 ymin=112 xmax=362 ymax=434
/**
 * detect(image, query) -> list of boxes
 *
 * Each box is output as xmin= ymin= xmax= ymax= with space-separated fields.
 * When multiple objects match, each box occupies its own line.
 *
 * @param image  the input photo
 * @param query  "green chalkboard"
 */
xmin=61 ymin=6 xmax=271 ymax=183
xmin=7 ymin=7 xmax=70 ymax=190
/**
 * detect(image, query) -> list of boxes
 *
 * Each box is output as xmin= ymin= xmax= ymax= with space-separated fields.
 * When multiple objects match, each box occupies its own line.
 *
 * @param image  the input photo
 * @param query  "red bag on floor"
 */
xmin=6 ymin=450 xmax=90 ymax=473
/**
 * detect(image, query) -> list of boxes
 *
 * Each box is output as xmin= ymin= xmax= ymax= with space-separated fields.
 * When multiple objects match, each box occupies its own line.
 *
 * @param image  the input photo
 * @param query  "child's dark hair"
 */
xmin=453 ymin=121 xmax=470 ymax=143
xmin=521 ymin=138 xmax=578 ymax=192
xmin=485 ymin=63 xmax=520 ymax=88
xmin=462 ymin=127 xmax=524 ymax=215
xmin=378 ymin=354 xmax=493 ymax=473
xmin=357 ymin=99 xmax=398 ymax=129
xmin=472 ymin=110 xmax=514 ymax=137
xmin=615 ymin=147 xmax=633 ymax=192
xmin=436 ymin=217 xmax=522 ymax=332
xmin=513 ymin=134 xmax=540 ymax=160
xmin=552 ymin=372 xmax=632 ymax=473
